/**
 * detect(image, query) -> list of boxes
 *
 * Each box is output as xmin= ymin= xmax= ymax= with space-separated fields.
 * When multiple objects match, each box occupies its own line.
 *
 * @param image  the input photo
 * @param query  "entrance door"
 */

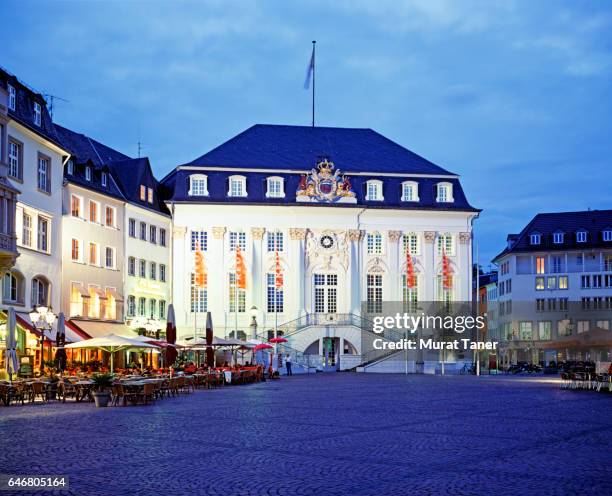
xmin=313 ymin=274 xmax=337 ymax=314
xmin=322 ymin=337 xmax=339 ymax=371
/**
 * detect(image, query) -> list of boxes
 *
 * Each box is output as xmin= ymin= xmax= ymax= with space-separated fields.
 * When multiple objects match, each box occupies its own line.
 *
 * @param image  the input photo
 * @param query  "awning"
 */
xmin=68 ymin=319 xmax=142 ymax=339
xmin=538 ymin=327 xmax=612 ymax=350
xmin=73 ymin=284 xmax=90 ymax=298
xmin=9 ymin=311 xmax=84 ymax=344
xmin=105 ymin=288 xmax=124 ymax=302
xmin=89 ymin=287 xmax=107 ymax=299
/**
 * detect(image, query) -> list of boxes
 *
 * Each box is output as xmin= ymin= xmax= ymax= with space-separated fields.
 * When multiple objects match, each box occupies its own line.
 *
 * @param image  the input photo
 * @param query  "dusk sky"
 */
xmin=3 ymin=0 xmax=611 ymax=264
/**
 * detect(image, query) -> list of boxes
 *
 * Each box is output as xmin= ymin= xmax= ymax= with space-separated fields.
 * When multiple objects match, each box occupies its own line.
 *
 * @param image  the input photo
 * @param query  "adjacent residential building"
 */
xmin=54 ymin=125 xmax=129 ymax=326
xmin=162 ymin=124 xmax=479 ymax=372
xmin=493 ymin=210 xmax=612 ymax=366
xmin=110 ymin=157 xmax=172 ymax=337
xmin=0 ymin=68 xmax=70 ymax=374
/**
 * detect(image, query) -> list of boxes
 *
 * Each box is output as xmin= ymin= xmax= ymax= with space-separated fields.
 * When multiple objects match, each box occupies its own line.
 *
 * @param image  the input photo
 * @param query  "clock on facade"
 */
xmin=320 ymin=235 xmax=334 ymax=249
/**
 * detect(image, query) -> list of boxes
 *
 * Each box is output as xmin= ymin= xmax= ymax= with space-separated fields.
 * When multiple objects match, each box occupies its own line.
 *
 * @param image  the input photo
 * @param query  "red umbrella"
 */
xmin=269 ymin=337 xmax=287 ymax=343
xmin=254 ymin=343 xmax=273 ymax=351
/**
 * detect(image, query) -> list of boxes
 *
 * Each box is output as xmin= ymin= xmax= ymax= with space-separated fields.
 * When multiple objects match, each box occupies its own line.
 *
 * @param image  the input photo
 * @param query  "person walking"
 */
xmin=285 ymin=354 xmax=293 ymax=376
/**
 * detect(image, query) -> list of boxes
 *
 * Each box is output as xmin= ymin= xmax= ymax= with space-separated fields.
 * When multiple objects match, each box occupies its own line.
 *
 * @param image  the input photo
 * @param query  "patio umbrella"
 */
xmin=205 ymin=312 xmax=214 ymax=366
xmin=166 ymin=304 xmax=177 ymax=366
xmin=4 ymin=307 xmax=18 ymax=383
xmin=254 ymin=343 xmax=273 ymax=351
xmin=268 ymin=337 xmax=287 ymax=343
xmin=65 ymin=333 xmax=158 ymax=373
xmin=54 ymin=312 xmax=67 ymax=373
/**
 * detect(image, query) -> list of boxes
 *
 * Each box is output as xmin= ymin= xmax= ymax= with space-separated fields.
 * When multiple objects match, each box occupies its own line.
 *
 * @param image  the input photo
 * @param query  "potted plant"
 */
xmin=91 ymin=373 xmax=114 ymax=407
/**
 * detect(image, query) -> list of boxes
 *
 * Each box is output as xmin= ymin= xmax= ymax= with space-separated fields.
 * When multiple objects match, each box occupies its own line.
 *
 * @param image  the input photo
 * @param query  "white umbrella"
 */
xmin=65 ymin=333 xmax=158 ymax=373
xmin=4 ymin=308 xmax=18 ymax=383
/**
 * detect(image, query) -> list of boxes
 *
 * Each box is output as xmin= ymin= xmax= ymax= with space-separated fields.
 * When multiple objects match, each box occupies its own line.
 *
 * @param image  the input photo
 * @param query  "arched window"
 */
xmin=366 ymin=180 xmax=384 ymax=201
xmin=3 ymin=270 xmax=24 ymax=304
xmin=266 ymin=177 xmax=285 ymax=198
xmin=401 ymin=181 xmax=419 ymax=202
xmin=402 ymin=233 xmax=419 ymax=255
xmin=188 ymin=174 xmax=209 ymax=196
xmin=437 ymin=233 xmax=454 ymax=255
xmin=228 ymin=175 xmax=247 ymax=197
xmin=31 ymin=276 xmax=50 ymax=307
xmin=436 ymin=182 xmax=454 ymax=203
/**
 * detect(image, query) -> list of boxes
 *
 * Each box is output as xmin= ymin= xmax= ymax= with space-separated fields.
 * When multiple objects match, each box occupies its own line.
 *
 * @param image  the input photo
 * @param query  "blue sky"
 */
xmin=2 ymin=0 xmax=611 ymax=264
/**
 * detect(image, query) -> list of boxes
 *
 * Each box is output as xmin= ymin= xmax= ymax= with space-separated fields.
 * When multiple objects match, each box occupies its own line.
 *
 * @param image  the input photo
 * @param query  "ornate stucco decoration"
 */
xmin=212 ymin=227 xmax=226 ymax=240
xmin=251 ymin=227 xmax=265 ymax=240
xmin=366 ymin=256 xmax=388 ymax=274
xmin=296 ymin=158 xmax=357 ymax=204
xmin=305 ymin=229 xmax=349 ymax=271
xmin=172 ymin=226 xmax=187 ymax=239
xmin=388 ymin=230 xmax=402 ymax=243
xmin=424 ymin=231 xmax=436 ymax=243
xmin=289 ymin=228 xmax=308 ymax=241
xmin=459 ymin=232 xmax=471 ymax=244
xmin=347 ymin=229 xmax=364 ymax=242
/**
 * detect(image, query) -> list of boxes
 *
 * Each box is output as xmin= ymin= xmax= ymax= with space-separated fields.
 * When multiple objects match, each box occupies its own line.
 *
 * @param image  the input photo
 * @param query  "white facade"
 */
xmin=171 ymin=203 xmax=476 ymax=368
xmin=4 ymin=120 xmax=67 ymax=313
xmin=124 ymin=203 xmax=172 ymax=333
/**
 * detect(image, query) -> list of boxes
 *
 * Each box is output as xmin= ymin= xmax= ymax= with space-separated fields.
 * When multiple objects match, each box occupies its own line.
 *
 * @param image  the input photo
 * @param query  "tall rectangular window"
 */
xmin=37 ymin=216 xmax=48 ymax=252
xmin=37 ymin=154 xmax=50 ymax=193
xmin=366 ymin=274 xmax=383 ymax=313
xmin=229 ymin=273 xmax=246 ymax=312
xmin=140 ymin=222 xmax=146 ymax=241
xmin=160 ymin=264 xmax=166 ymax=282
xmin=159 ymin=300 xmax=166 ymax=319
xmin=127 ymin=296 xmax=136 ymax=317
xmin=139 ymin=259 xmax=146 ymax=278
xmin=71 ymin=239 xmax=80 ymax=261
xmin=105 ymin=247 xmax=114 ymax=269
xmin=267 ymin=273 xmax=284 ymax=313
xmin=139 ymin=185 xmax=146 ymax=201
xmin=138 ymin=297 xmax=146 ymax=316
xmin=191 ymin=231 xmax=207 ymax=251
xmin=89 ymin=200 xmax=99 ymax=223
xmin=160 ymin=228 xmax=167 ymax=247
xmin=367 ymin=233 xmax=383 ymax=254
xmin=147 ymin=188 xmax=153 ymax=204
xmin=149 ymin=299 xmax=156 ymax=318
xmin=128 ymin=257 xmax=135 ymax=276
xmin=71 ymin=195 xmax=81 ymax=217
xmin=149 ymin=225 xmax=157 ymax=244
xmin=437 ymin=234 xmax=454 ymax=255
xmin=33 ymin=102 xmax=41 ymax=126
xmin=402 ymin=233 xmax=419 ymax=255
xmin=105 ymin=206 xmax=115 ymax=227
xmin=519 ymin=322 xmax=533 ymax=340
xmin=190 ymin=273 xmax=207 ymax=312
xmin=88 ymin=242 xmax=98 ymax=265
xmin=7 ymin=84 xmax=15 ymax=110
xmin=229 ymin=231 xmax=246 ymax=251
xmin=267 ymin=231 xmax=283 ymax=252
xmin=128 ymin=218 xmax=136 ymax=237
xmin=22 ymin=213 xmax=32 ymax=247
xmin=402 ymin=274 xmax=418 ymax=312
xmin=536 ymin=257 xmax=545 ymax=274
xmin=8 ymin=139 xmax=22 ymax=180
xmin=150 ymin=262 xmax=157 ymax=280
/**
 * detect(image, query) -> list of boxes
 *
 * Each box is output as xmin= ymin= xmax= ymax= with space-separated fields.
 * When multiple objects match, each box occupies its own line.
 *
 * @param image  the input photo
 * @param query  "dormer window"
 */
xmin=266 ymin=177 xmax=284 ymax=198
xmin=7 ymin=84 xmax=16 ymax=111
xmin=436 ymin=182 xmax=454 ymax=203
xmin=603 ymin=229 xmax=612 ymax=242
xmin=189 ymin=174 xmax=209 ymax=196
xmin=33 ymin=102 xmax=41 ymax=126
xmin=139 ymin=185 xmax=146 ymax=201
xmin=147 ymin=188 xmax=153 ymax=204
xmin=530 ymin=233 xmax=541 ymax=245
xmin=228 ymin=175 xmax=247 ymax=197
xmin=101 ymin=172 xmax=107 ymax=187
xmin=66 ymin=159 xmax=74 ymax=175
xmin=553 ymin=232 xmax=564 ymax=244
xmin=85 ymin=166 xmax=92 ymax=181
xmin=366 ymin=180 xmax=383 ymax=201
xmin=576 ymin=231 xmax=587 ymax=243
xmin=401 ymin=181 xmax=419 ymax=202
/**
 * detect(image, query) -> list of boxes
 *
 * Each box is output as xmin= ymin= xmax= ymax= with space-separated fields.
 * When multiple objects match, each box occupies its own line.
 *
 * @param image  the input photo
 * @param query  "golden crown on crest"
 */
xmin=316 ymin=157 xmax=335 ymax=172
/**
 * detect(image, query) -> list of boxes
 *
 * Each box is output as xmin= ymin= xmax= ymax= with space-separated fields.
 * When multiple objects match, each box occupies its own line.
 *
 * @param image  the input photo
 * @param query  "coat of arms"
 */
xmin=296 ymin=157 xmax=357 ymax=203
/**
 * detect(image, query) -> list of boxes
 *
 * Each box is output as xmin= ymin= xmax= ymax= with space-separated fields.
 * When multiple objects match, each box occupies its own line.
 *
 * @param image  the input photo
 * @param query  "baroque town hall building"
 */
xmin=161 ymin=125 xmax=479 ymax=371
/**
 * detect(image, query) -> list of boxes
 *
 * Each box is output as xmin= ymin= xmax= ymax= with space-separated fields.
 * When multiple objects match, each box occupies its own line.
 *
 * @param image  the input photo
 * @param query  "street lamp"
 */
xmin=250 ymin=305 xmax=258 ymax=339
xmin=29 ymin=305 xmax=57 ymax=376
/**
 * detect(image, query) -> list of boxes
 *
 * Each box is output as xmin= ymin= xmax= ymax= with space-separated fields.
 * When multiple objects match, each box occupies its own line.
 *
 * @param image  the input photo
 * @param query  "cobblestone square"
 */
xmin=0 ymin=374 xmax=610 ymax=496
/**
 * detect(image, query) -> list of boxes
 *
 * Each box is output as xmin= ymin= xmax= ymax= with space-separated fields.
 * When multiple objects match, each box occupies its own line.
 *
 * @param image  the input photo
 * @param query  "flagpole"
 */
xmin=311 ymin=40 xmax=316 ymax=127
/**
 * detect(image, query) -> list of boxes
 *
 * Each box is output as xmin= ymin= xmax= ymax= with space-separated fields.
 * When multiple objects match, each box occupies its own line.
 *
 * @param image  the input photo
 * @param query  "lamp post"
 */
xmin=249 ymin=305 xmax=258 ymax=340
xmin=29 ymin=305 xmax=57 ymax=376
